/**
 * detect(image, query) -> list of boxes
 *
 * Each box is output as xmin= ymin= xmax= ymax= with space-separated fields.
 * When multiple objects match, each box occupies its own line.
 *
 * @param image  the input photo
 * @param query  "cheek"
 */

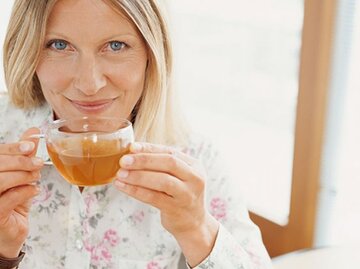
xmin=36 ymin=60 xmax=73 ymax=93
xmin=107 ymin=62 xmax=146 ymax=95
xmin=107 ymin=63 xmax=146 ymax=117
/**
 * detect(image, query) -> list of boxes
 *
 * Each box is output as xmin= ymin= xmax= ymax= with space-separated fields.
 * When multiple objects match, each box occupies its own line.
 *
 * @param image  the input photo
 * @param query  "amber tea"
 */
xmin=47 ymin=138 xmax=130 ymax=186
xmin=32 ymin=116 xmax=134 ymax=186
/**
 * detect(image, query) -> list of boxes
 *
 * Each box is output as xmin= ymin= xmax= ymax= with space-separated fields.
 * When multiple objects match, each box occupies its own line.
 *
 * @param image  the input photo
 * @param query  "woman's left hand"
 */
xmin=115 ymin=142 xmax=213 ymax=235
xmin=114 ymin=142 xmax=219 ymax=266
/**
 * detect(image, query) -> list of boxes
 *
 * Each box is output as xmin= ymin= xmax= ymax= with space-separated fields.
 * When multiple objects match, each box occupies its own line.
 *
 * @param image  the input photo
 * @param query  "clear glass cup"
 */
xmin=31 ymin=116 xmax=134 ymax=186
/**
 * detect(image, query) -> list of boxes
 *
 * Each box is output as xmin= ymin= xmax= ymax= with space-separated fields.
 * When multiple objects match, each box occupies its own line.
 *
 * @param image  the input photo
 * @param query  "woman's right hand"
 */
xmin=0 ymin=128 xmax=43 ymax=258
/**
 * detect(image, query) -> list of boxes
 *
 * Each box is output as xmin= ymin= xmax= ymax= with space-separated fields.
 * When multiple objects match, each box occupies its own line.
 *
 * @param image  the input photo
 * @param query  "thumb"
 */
xmin=20 ymin=127 xmax=41 ymax=157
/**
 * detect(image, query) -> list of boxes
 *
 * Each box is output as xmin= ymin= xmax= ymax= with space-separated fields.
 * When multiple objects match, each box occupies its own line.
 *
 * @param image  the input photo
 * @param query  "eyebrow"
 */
xmin=44 ymin=32 xmax=139 ymax=43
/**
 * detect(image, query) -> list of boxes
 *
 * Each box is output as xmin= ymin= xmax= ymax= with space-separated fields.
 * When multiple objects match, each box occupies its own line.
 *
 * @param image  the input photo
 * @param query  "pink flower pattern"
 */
xmin=147 ymin=261 xmax=162 ymax=269
xmin=103 ymin=229 xmax=120 ymax=246
xmin=32 ymin=184 xmax=52 ymax=205
xmin=210 ymin=197 xmax=227 ymax=221
xmin=130 ymin=210 xmax=145 ymax=225
xmin=84 ymin=229 xmax=120 ymax=268
xmin=84 ymin=193 xmax=97 ymax=214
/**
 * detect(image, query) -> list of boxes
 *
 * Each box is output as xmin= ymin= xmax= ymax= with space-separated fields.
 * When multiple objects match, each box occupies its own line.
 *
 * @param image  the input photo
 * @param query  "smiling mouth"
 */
xmin=70 ymin=99 xmax=115 ymax=113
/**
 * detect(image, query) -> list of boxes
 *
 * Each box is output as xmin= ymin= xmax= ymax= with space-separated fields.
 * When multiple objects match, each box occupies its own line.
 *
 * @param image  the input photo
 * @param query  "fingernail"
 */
xmin=32 ymin=157 xmax=44 ymax=166
xmin=36 ymin=185 xmax=42 ymax=193
xmin=32 ymin=171 xmax=41 ymax=180
xmin=131 ymin=143 xmax=142 ymax=152
xmin=117 ymin=169 xmax=129 ymax=179
xmin=114 ymin=181 xmax=126 ymax=189
xmin=20 ymin=141 xmax=35 ymax=152
xmin=35 ymin=171 xmax=41 ymax=180
xmin=121 ymin=155 xmax=134 ymax=166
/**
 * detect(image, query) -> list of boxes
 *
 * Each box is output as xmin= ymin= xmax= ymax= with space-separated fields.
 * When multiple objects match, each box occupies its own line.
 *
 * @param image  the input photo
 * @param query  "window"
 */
xmin=168 ymin=0 xmax=304 ymax=225
xmin=315 ymin=0 xmax=360 ymax=247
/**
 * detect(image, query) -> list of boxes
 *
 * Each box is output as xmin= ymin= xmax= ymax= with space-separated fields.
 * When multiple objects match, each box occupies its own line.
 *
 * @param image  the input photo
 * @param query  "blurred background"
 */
xmin=167 ymin=0 xmax=360 ymax=260
xmin=1 ymin=0 xmax=360 ymax=264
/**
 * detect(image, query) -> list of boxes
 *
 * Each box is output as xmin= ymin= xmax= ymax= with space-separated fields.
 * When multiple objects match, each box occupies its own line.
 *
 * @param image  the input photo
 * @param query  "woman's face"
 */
xmin=36 ymin=0 xmax=148 ymax=120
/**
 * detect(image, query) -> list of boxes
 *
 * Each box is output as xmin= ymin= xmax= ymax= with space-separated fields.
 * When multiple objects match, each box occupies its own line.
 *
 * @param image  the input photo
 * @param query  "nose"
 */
xmin=73 ymin=54 xmax=106 ymax=95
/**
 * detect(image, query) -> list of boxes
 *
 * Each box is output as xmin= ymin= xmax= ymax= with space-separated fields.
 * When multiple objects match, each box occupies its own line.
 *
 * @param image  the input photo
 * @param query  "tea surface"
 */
xmin=47 ymin=138 xmax=128 ymax=186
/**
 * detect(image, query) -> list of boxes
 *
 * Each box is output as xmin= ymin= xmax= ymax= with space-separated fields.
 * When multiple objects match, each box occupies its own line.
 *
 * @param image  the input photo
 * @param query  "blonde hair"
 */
xmin=3 ymin=0 xmax=188 ymax=146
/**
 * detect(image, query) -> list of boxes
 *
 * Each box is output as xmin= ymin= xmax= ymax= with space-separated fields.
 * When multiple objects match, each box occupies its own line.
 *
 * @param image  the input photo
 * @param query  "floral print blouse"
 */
xmin=0 ymin=95 xmax=273 ymax=269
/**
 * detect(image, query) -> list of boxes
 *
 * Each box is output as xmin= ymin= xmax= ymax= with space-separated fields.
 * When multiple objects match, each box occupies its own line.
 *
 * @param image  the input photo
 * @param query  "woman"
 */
xmin=0 ymin=0 xmax=272 ymax=268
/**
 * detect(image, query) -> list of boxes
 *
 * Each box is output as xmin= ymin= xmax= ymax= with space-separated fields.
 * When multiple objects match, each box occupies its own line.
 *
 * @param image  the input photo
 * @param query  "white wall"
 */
xmin=0 ymin=1 xmax=14 ymax=92
xmin=315 ymin=0 xmax=360 ymax=247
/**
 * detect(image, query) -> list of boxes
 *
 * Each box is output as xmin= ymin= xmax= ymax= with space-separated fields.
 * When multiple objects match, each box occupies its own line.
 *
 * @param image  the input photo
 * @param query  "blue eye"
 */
xmin=47 ymin=39 xmax=68 ymax=50
xmin=109 ymin=41 xmax=126 ymax=51
xmin=54 ymin=40 xmax=68 ymax=50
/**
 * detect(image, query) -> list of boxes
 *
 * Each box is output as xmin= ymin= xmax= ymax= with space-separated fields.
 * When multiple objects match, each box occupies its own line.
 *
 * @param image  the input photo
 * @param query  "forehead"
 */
xmin=47 ymin=0 xmax=139 ymax=37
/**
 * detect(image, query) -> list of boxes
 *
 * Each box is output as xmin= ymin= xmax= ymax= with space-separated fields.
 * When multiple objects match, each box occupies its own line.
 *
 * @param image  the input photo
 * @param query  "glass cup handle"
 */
xmin=28 ymin=134 xmax=45 ymax=139
xmin=28 ymin=134 xmax=53 ymax=166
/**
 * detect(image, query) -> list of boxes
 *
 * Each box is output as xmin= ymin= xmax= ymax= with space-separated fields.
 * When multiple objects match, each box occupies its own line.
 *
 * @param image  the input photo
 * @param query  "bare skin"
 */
xmin=115 ymin=143 xmax=219 ymax=267
xmin=0 ymin=128 xmax=43 ymax=258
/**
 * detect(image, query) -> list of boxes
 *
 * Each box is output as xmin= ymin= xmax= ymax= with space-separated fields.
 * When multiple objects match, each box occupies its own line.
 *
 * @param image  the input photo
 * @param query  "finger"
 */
xmin=130 ymin=143 xmax=196 ymax=166
xmin=0 ymin=171 xmax=41 ymax=194
xmin=0 ymin=141 xmax=36 ymax=155
xmin=0 ymin=128 xmax=41 ymax=156
xmin=0 ymin=185 xmax=40 ymax=222
xmin=20 ymin=127 xmax=41 ymax=157
xmin=115 ymin=169 xmax=187 ymax=198
xmin=114 ymin=180 xmax=173 ymax=210
xmin=120 ymin=153 xmax=198 ymax=182
xmin=0 ymin=155 xmax=44 ymax=172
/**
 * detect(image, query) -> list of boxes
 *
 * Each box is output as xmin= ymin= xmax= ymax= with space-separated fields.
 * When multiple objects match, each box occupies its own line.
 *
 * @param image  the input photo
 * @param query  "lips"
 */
xmin=71 ymin=99 xmax=115 ymax=113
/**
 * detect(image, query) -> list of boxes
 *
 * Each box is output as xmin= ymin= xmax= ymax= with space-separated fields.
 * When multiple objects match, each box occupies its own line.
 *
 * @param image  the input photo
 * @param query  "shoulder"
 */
xmin=0 ymin=94 xmax=21 ymax=130
xmin=183 ymin=132 xmax=220 ymax=167
xmin=0 ymin=93 xmax=9 ymax=116
xmin=0 ymin=93 xmax=51 ymax=143
xmin=0 ymin=93 xmax=25 ymax=120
